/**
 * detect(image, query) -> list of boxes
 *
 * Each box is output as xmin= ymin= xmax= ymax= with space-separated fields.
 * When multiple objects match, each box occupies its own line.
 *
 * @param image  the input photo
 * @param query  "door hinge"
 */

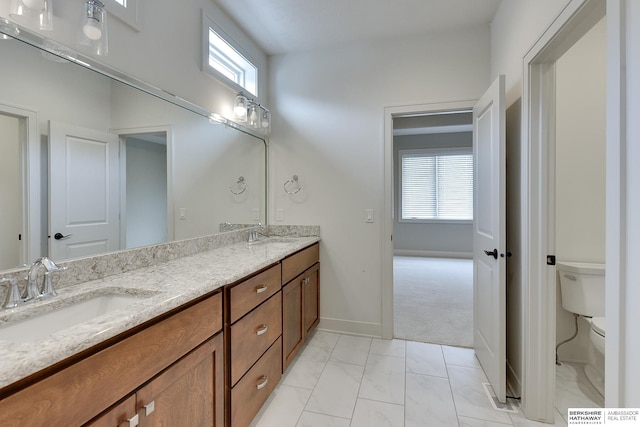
xmin=546 ymin=255 xmax=556 ymax=266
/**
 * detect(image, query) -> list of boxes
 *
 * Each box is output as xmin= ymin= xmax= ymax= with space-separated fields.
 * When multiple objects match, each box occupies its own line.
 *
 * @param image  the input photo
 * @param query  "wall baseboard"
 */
xmin=318 ymin=317 xmax=382 ymax=338
xmin=394 ymin=250 xmax=472 ymax=259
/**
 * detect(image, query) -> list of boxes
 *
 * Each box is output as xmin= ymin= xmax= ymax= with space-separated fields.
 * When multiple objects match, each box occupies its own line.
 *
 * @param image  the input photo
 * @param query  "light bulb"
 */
xmin=83 ymin=19 xmax=102 ymax=40
xmin=234 ymin=104 xmax=246 ymax=117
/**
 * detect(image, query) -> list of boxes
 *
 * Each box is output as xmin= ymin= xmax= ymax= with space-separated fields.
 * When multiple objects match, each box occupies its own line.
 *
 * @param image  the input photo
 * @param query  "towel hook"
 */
xmin=284 ymin=175 xmax=302 ymax=195
xmin=230 ymin=176 xmax=247 ymax=195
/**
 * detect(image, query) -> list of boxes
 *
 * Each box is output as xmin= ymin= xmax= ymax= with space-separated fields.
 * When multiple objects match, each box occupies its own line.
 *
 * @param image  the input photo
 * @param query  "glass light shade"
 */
xmin=9 ymin=0 xmax=53 ymax=31
xmin=248 ymin=103 xmax=260 ymax=128
xmin=79 ymin=0 xmax=108 ymax=56
xmin=260 ymin=108 xmax=271 ymax=133
xmin=233 ymin=95 xmax=248 ymax=122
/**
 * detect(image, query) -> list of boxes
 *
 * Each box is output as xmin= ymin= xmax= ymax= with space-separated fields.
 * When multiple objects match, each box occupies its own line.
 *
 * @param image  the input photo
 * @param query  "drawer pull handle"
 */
xmin=255 ymin=284 xmax=268 ymax=293
xmin=126 ymin=413 xmax=139 ymax=427
xmin=144 ymin=401 xmax=155 ymax=416
xmin=256 ymin=375 xmax=269 ymax=390
xmin=256 ymin=324 xmax=269 ymax=335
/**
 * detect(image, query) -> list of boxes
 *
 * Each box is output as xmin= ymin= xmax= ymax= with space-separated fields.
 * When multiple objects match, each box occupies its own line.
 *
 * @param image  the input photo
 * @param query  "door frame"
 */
xmin=0 ymin=103 xmax=41 ymax=264
xmin=113 ymin=125 xmax=174 ymax=247
xmin=382 ymin=99 xmax=477 ymax=339
xmin=521 ymin=0 xmax=607 ymax=421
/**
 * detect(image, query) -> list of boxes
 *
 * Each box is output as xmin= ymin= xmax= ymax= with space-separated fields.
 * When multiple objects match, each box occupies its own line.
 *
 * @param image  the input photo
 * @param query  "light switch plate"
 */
xmin=365 ymin=209 xmax=374 ymax=223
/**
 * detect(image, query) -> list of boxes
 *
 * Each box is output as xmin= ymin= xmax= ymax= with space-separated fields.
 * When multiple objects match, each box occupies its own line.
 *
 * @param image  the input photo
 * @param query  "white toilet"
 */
xmin=557 ymin=261 xmax=606 ymax=397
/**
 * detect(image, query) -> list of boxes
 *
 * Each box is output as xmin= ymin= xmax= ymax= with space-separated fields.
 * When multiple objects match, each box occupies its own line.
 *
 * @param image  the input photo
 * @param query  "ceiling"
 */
xmin=214 ymin=0 xmax=503 ymax=55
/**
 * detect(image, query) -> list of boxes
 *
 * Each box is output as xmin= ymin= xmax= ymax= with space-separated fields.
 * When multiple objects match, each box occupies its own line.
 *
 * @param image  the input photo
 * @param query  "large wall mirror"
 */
xmin=0 ymin=28 xmax=266 ymax=271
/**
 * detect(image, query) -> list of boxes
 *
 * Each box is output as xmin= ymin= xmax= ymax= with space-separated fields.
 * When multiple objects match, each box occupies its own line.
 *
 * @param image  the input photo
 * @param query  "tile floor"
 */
xmin=250 ymin=331 xmax=603 ymax=427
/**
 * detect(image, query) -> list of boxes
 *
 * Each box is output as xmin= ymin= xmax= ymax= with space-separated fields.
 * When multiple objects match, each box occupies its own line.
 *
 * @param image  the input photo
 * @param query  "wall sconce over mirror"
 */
xmin=9 ymin=0 xmax=53 ymax=31
xmin=79 ymin=0 xmax=108 ymax=56
xmin=233 ymin=93 xmax=271 ymax=134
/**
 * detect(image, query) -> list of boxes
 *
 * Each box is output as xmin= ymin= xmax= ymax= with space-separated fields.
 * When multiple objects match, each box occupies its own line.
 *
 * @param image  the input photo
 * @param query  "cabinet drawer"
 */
xmin=231 ymin=337 xmax=282 ymax=427
xmin=229 ymin=264 xmax=281 ymax=323
xmin=230 ymin=293 xmax=282 ymax=385
xmin=282 ymin=243 xmax=319 ymax=284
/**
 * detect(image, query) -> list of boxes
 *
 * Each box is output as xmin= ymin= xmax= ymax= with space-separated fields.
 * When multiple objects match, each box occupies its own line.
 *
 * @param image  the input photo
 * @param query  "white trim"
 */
xmin=393 ymin=250 xmax=472 ymax=259
xmin=0 ymin=103 xmax=40 ymax=266
xmin=382 ymin=99 xmax=477 ymax=340
xmin=103 ymin=0 xmax=142 ymax=32
xmin=521 ymin=0 xmax=606 ymax=421
xmin=318 ymin=318 xmax=381 ymax=338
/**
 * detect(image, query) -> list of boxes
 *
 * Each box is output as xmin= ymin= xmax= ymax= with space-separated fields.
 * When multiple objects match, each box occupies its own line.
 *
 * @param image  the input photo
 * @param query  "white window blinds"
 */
xmin=400 ymin=150 xmax=473 ymax=221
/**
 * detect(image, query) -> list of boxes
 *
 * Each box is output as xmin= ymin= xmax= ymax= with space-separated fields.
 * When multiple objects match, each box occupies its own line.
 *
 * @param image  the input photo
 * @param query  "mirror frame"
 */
xmin=0 ymin=21 xmax=268 ymax=268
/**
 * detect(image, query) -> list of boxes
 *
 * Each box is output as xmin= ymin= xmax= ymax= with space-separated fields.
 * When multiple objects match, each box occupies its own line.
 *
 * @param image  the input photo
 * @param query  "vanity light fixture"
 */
xmin=9 ymin=0 xmax=53 ymax=31
xmin=79 ymin=0 xmax=108 ymax=56
xmin=233 ymin=94 xmax=248 ymax=122
xmin=233 ymin=93 xmax=271 ymax=134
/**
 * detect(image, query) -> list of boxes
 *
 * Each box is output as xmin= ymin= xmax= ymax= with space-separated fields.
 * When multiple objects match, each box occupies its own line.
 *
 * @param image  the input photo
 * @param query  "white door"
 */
xmin=473 ymin=75 xmax=506 ymax=403
xmin=49 ymin=121 xmax=120 ymax=260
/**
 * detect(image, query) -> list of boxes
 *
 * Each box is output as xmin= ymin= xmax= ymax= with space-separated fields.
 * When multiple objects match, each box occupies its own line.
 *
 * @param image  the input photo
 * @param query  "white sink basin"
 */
xmin=0 ymin=293 xmax=147 ymax=343
xmin=248 ymin=237 xmax=299 ymax=248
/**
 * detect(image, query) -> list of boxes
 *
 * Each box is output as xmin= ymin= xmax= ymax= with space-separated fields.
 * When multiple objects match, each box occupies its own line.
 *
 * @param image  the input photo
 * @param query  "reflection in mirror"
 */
xmin=0 ymin=33 xmax=266 ymax=271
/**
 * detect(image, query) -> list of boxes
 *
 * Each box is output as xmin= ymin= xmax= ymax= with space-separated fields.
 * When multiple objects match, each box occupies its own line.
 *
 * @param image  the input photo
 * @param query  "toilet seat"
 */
xmin=591 ymin=316 xmax=605 ymax=337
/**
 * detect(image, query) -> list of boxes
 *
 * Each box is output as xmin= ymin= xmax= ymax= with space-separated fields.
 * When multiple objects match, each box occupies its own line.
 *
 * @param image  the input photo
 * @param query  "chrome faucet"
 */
xmin=0 ymin=258 xmax=67 ymax=309
xmin=247 ymin=223 xmax=266 ymax=243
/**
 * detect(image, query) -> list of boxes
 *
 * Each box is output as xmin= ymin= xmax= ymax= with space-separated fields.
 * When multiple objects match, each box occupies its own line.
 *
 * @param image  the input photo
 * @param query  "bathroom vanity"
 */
xmin=0 ymin=233 xmax=320 ymax=427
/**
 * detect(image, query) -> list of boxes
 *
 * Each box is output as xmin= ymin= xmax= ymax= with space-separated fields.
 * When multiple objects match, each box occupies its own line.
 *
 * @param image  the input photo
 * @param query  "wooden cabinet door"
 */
xmin=303 ymin=263 xmax=320 ymax=336
xmin=85 ymin=395 xmax=137 ymax=427
xmin=282 ymin=280 xmax=303 ymax=371
xmin=137 ymin=334 xmax=224 ymax=427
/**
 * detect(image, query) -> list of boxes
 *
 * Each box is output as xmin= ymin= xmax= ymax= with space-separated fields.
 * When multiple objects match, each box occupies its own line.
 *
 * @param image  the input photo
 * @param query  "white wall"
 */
xmin=490 ymin=0 xmax=572 ymax=396
xmin=269 ymin=27 xmax=491 ymax=335
xmin=555 ymin=18 xmax=606 ymax=363
xmin=393 ymin=132 xmax=473 ymax=257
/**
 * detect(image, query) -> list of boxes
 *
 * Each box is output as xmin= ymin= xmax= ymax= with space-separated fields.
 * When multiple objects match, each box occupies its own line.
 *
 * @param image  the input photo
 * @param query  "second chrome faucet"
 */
xmin=0 ymin=257 xmax=67 ymax=310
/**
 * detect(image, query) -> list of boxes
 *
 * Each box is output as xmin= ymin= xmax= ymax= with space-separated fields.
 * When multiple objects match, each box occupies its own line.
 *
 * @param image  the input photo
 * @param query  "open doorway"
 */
xmin=392 ymin=111 xmax=474 ymax=347
xmin=116 ymin=128 xmax=171 ymax=249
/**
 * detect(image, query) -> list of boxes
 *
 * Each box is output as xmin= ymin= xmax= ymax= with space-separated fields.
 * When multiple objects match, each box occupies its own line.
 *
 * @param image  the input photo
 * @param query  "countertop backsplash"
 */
xmin=0 ymin=225 xmax=320 ymax=302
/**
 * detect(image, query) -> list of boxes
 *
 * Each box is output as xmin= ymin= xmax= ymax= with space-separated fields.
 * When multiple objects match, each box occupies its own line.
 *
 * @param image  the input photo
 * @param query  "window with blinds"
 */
xmin=400 ymin=149 xmax=473 ymax=221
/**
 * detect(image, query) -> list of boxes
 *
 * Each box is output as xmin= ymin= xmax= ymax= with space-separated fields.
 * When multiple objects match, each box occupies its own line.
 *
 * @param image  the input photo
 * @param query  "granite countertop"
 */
xmin=0 ymin=236 xmax=320 ymax=390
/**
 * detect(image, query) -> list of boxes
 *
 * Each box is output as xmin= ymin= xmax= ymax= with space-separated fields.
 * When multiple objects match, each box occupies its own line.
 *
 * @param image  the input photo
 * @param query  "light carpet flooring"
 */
xmin=249 ymin=332 xmax=573 ymax=427
xmin=394 ymin=256 xmax=473 ymax=347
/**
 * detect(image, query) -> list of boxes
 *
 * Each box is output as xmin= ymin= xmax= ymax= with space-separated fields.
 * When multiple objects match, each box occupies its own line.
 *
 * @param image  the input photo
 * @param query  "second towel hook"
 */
xmin=230 ymin=176 xmax=247 ymax=195
xmin=284 ymin=175 xmax=302 ymax=195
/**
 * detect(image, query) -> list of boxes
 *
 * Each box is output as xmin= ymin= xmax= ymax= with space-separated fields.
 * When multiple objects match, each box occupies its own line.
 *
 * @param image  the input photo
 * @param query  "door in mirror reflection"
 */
xmin=49 ymin=121 xmax=120 ymax=260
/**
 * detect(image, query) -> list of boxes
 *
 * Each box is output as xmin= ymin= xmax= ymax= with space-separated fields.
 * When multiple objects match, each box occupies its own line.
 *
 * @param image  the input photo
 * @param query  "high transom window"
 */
xmin=204 ymin=17 xmax=258 ymax=96
xmin=103 ymin=0 xmax=140 ymax=30
xmin=400 ymin=148 xmax=473 ymax=222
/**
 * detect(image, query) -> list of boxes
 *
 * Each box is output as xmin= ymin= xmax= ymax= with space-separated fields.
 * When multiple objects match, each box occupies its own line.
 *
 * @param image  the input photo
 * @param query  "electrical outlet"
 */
xmin=276 ymin=209 xmax=284 ymax=221
xmin=179 ymin=208 xmax=186 ymax=220
xmin=253 ymin=208 xmax=260 ymax=221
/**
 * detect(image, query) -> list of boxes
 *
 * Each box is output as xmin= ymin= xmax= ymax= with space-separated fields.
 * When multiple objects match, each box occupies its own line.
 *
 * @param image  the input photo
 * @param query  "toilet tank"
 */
xmin=557 ymin=261 xmax=605 ymax=317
